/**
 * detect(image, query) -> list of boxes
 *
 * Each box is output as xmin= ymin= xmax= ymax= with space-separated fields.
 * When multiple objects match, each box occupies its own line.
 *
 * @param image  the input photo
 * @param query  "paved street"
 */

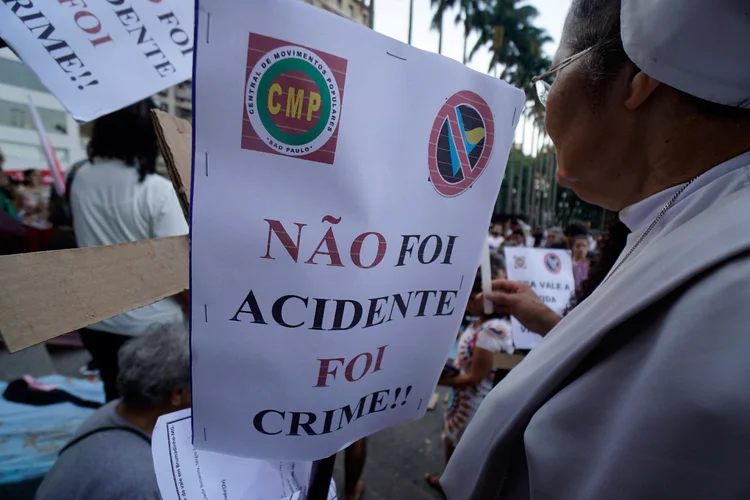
xmin=2 ymin=344 xmax=449 ymax=500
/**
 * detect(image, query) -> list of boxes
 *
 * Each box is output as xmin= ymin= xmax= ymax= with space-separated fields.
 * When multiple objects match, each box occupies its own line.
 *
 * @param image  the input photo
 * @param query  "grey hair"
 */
xmin=116 ymin=323 xmax=190 ymax=406
xmin=565 ymin=0 xmax=750 ymax=120
xmin=564 ymin=0 xmax=628 ymax=90
xmin=548 ymin=227 xmax=563 ymax=237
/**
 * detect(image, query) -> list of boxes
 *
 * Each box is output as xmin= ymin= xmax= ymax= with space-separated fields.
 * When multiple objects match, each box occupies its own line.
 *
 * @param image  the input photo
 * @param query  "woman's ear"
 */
xmin=624 ymin=70 xmax=661 ymax=110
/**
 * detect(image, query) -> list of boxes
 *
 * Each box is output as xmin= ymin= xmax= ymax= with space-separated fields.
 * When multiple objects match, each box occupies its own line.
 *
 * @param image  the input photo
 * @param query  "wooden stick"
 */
xmin=152 ymin=109 xmax=193 ymax=218
xmin=0 ymin=236 xmax=189 ymax=352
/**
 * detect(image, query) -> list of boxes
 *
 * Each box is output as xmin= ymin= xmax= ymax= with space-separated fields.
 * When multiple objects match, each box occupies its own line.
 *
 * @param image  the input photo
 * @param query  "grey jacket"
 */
xmin=442 ymin=188 xmax=750 ymax=500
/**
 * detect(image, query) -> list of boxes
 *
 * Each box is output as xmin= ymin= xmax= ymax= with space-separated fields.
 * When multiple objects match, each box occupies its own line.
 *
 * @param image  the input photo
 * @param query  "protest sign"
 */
xmin=503 ymin=247 xmax=575 ymax=349
xmin=152 ymin=409 xmax=336 ymax=500
xmin=0 ymin=0 xmax=193 ymax=122
xmin=189 ymin=0 xmax=524 ymax=461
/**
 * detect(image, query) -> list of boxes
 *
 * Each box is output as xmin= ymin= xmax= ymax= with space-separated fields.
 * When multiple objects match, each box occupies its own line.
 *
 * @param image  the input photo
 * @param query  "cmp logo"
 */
xmin=544 ymin=253 xmax=562 ymax=274
xmin=428 ymin=90 xmax=495 ymax=197
xmin=514 ymin=256 xmax=527 ymax=269
xmin=242 ymin=33 xmax=347 ymax=165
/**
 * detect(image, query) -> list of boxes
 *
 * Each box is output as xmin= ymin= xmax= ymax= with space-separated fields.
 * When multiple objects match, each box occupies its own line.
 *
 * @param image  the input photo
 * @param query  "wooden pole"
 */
xmin=308 ymin=454 xmax=336 ymax=500
xmin=407 ymin=0 xmax=414 ymax=44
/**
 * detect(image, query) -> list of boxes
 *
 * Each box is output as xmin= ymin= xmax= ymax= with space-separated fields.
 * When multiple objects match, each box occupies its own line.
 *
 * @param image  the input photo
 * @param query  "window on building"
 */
xmin=175 ymin=82 xmax=192 ymax=103
xmin=0 ymin=99 xmax=68 ymax=135
xmin=176 ymin=107 xmax=192 ymax=121
xmin=349 ymin=4 xmax=355 ymax=17
xmin=0 ymin=140 xmax=69 ymax=170
xmin=0 ymin=58 xmax=49 ymax=93
xmin=337 ymin=0 xmax=342 ymax=7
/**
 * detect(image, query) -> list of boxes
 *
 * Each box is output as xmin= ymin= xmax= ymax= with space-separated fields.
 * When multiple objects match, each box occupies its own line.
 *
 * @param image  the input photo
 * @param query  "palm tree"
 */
xmin=429 ymin=0 xmax=455 ymax=54
xmin=456 ymin=0 xmax=483 ymax=64
xmin=469 ymin=0 xmax=552 ymax=113
xmin=430 ymin=0 xmax=483 ymax=62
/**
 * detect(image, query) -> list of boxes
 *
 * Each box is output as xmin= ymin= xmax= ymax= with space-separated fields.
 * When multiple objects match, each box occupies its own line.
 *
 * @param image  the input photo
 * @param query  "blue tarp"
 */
xmin=0 ymin=375 xmax=104 ymax=484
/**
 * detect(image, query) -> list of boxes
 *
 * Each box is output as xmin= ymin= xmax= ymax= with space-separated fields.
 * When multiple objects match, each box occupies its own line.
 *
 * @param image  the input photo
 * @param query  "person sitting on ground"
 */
xmin=35 ymin=324 xmax=190 ymax=500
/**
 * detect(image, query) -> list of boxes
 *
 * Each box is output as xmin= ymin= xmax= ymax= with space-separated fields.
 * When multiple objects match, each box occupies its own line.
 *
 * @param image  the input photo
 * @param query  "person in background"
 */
xmin=488 ymin=222 xmax=505 ymax=250
xmin=344 ymin=439 xmax=366 ymax=500
xmin=570 ymin=234 xmax=590 ymax=294
xmin=35 ymin=324 xmax=190 ymax=500
xmin=443 ymin=0 xmax=750 ymax=497
xmin=425 ymin=253 xmax=514 ymax=496
xmin=545 ymin=226 xmax=563 ymax=248
xmin=532 ymin=228 xmax=543 ymax=248
xmin=70 ymin=98 xmax=189 ymax=402
xmin=561 ymin=220 xmax=588 ymax=248
xmin=0 ymin=172 xmax=18 ymax=220
xmin=18 ymin=169 xmax=47 ymax=218
xmin=506 ymin=228 xmax=525 ymax=247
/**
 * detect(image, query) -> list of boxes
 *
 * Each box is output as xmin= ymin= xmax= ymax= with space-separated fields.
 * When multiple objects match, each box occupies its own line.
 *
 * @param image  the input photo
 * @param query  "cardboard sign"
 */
xmin=503 ymin=247 xmax=575 ymax=349
xmin=189 ymin=0 xmax=524 ymax=460
xmin=0 ymin=112 xmax=190 ymax=353
xmin=0 ymin=0 xmax=193 ymax=122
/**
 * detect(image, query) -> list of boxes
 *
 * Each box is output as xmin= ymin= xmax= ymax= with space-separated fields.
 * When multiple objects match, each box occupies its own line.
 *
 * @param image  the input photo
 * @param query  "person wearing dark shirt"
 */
xmin=36 ymin=324 xmax=190 ymax=500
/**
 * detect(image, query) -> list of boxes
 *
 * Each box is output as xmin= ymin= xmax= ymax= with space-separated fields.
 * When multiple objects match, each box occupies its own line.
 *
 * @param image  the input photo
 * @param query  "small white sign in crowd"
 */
xmin=503 ymin=247 xmax=575 ymax=349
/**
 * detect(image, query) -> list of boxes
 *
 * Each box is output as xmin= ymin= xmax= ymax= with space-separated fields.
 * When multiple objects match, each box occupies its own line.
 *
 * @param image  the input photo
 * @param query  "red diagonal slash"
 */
xmin=446 ymin=108 xmax=481 ymax=182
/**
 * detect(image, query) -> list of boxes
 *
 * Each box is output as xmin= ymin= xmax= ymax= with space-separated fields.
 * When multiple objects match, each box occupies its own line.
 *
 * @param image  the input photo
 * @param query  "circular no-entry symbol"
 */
xmin=427 ymin=90 xmax=495 ymax=197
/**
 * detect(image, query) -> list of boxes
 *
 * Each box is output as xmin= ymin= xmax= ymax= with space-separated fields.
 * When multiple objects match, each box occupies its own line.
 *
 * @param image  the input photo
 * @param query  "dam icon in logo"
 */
xmin=428 ymin=90 xmax=495 ymax=197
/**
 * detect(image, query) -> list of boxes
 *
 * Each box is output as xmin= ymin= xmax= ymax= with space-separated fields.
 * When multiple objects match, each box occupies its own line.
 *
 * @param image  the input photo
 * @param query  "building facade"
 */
xmin=0 ymin=0 xmax=372 ymax=174
xmin=0 ymin=49 xmax=85 ymax=173
xmin=153 ymin=0 xmax=373 ymax=123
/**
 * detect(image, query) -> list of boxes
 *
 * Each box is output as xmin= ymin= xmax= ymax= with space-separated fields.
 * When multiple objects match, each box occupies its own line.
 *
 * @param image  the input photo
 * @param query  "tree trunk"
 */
xmin=438 ymin=15 xmax=444 ymax=54
xmin=462 ymin=19 xmax=469 ymax=64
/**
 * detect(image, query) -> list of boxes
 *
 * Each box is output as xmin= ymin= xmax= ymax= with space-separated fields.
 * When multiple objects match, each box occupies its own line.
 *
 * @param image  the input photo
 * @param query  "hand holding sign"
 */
xmin=481 ymin=279 xmax=561 ymax=336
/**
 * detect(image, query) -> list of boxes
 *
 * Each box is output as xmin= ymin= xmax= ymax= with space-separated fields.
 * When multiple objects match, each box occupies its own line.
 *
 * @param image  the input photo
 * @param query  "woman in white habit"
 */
xmin=441 ymin=0 xmax=750 ymax=498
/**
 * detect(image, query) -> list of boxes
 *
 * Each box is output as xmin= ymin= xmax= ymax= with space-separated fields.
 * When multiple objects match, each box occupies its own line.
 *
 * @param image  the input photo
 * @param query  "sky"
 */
xmin=373 ymin=0 xmax=571 ymax=71
xmin=372 ymin=0 xmax=572 ymax=150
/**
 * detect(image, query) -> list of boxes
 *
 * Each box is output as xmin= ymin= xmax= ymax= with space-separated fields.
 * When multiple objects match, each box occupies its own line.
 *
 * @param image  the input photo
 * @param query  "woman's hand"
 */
xmin=481 ymin=279 xmax=561 ymax=336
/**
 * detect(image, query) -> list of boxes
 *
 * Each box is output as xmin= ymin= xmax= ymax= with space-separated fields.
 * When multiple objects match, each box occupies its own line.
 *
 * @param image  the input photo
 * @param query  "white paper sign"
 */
xmin=190 ymin=0 xmax=524 ymax=460
xmin=151 ymin=409 xmax=336 ymax=500
xmin=0 ymin=0 xmax=193 ymax=122
xmin=503 ymin=247 xmax=575 ymax=349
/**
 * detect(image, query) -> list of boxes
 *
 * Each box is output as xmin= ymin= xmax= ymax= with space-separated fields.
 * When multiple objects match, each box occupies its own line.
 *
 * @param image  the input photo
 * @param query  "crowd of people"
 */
xmin=0 ymin=154 xmax=55 ymax=253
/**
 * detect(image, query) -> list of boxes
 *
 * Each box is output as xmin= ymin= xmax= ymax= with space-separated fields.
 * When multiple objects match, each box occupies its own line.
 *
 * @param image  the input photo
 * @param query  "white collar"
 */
xmin=620 ymin=151 xmax=750 ymax=233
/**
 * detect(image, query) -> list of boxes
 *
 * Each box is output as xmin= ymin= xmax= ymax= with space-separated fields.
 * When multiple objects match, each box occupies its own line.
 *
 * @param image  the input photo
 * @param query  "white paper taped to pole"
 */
xmin=151 ymin=409 xmax=336 ymax=500
xmin=189 ymin=0 xmax=524 ymax=460
xmin=0 ymin=1 xmax=193 ymax=122
xmin=480 ymin=241 xmax=493 ymax=314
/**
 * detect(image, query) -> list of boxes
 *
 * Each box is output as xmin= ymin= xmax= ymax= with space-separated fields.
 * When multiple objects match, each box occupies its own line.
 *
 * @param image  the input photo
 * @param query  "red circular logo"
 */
xmin=427 ymin=90 xmax=495 ymax=197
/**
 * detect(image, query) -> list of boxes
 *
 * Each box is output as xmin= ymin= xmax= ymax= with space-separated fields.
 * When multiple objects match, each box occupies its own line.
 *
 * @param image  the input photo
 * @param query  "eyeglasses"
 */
xmin=531 ymin=46 xmax=595 ymax=108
